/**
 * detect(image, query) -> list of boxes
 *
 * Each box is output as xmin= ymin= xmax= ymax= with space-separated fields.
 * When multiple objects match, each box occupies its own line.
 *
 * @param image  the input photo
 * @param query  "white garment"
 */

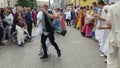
xmin=95 ymin=9 xmax=102 ymax=42
xmin=109 ymin=0 xmax=118 ymax=4
xmin=102 ymin=29 xmax=110 ymax=56
xmin=16 ymin=25 xmax=24 ymax=45
xmin=65 ymin=11 xmax=71 ymax=20
xmin=107 ymin=1 xmax=120 ymax=48
xmin=37 ymin=11 xmax=51 ymax=47
xmin=74 ymin=9 xmax=78 ymax=16
xmin=107 ymin=47 xmax=120 ymax=68
xmin=99 ymin=6 xmax=108 ymax=52
xmin=95 ymin=20 xmax=101 ymax=42
xmin=37 ymin=11 xmax=43 ymax=35
xmin=37 ymin=11 xmax=43 ymax=21
xmin=5 ymin=14 xmax=14 ymax=26
xmin=101 ymin=5 xmax=110 ymax=56
xmin=106 ymin=1 xmax=120 ymax=68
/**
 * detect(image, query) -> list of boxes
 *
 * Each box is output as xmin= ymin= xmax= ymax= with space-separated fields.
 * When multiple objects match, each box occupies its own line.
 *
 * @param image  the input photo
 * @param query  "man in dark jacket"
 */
xmin=25 ymin=7 xmax=33 ymax=37
xmin=40 ymin=4 xmax=61 ymax=59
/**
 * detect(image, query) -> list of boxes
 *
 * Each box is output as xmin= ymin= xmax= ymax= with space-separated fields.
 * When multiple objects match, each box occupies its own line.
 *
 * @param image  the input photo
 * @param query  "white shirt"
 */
xmin=101 ymin=6 xmax=107 ymax=24
xmin=65 ymin=11 xmax=71 ymax=19
xmin=37 ymin=11 xmax=43 ymax=21
xmin=37 ymin=11 xmax=43 ymax=34
xmin=5 ymin=14 xmax=14 ymax=26
xmin=107 ymin=1 xmax=120 ymax=47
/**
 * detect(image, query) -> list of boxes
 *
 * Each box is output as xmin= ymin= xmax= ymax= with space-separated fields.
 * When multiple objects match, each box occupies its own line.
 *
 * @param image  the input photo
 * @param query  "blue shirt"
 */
xmin=25 ymin=13 xmax=33 ymax=24
xmin=94 ymin=7 xmax=98 ymax=13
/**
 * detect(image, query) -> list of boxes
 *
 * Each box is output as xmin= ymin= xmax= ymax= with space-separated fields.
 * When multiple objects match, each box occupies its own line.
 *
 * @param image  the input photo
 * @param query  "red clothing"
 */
xmin=13 ymin=12 xmax=25 ymax=28
xmin=81 ymin=13 xmax=85 ymax=27
xmin=61 ymin=16 xmax=66 ymax=30
xmin=32 ymin=10 xmax=37 ymax=21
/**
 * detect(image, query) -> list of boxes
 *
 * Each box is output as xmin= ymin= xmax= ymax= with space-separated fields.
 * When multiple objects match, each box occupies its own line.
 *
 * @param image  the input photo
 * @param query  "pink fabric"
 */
xmin=85 ymin=24 xmax=94 ymax=37
xmin=85 ymin=15 xmax=94 ymax=37
xmin=61 ymin=16 xmax=66 ymax=29
xmin=87 ymin=15 xmax=94 ymax=22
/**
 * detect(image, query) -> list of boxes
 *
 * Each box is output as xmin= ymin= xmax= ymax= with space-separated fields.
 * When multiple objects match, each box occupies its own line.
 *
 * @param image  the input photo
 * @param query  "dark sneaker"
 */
xmin=57 ymin=50 xmax=61 ymax=57
xmin=40 ymin=55 xmax=48 ymax=59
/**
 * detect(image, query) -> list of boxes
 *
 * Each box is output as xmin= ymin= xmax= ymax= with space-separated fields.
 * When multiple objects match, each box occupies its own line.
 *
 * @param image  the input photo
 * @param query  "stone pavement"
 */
xmin=0 ymin=27 xmax=106 ymax=68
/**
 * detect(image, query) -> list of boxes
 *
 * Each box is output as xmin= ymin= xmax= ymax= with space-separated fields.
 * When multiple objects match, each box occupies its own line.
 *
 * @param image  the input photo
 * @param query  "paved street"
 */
xmin=0 ymin=27 xmax=106 ymax=68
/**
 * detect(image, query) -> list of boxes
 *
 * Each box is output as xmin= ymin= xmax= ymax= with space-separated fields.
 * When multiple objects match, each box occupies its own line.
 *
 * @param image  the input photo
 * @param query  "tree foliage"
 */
xmin=16 ymin=0 xmax=37 ymax=8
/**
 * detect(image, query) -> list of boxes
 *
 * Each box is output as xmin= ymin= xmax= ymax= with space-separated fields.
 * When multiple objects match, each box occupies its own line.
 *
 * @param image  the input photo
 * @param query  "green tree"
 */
xmin=16 ymin=0 xmax=31 ymax=7
xmin=16 ymin=0 xmax=37 ymax=8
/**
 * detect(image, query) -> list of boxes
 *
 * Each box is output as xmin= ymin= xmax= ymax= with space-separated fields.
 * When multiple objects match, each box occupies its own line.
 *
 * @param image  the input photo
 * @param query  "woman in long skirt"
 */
xmin=60 ymin=13 xmax=66 ymax=30
xmin=85 ymin=7 xmax=94 ymax=37
xmin=76 ymin=10 xmax=82 ymax=29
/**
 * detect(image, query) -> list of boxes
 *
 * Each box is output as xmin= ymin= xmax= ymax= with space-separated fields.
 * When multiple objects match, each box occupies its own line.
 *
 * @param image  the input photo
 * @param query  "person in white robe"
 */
xmin=97 ymin=5 xmax=110 ymax=63
xmin=95 ymin=1 xmax=106 ymax=54
xmin=98 ymin=1 xmax=120 ymax=68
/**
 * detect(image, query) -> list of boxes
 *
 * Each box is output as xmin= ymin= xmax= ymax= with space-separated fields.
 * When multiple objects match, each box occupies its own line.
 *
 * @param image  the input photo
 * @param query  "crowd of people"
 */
xmin=66 ymin=1 xmax=110 ymax=63
xmin=64 ymin=0 xmax=120 ymax=68
xmin=1 ymin=0 xmax=120 ymax=67
xmin=0 ymin=6 xmax=38 ymax=47
xmin=0 ymin=4 xmax=67 ymax=59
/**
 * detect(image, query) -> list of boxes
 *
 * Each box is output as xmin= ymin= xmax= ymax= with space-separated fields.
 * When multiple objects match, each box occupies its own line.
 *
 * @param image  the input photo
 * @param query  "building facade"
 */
xmin=0 ymin=0 xmax=4 ymax=7
xmin=52 ymin=0 xmax=61 ymax=7
xmin=0 ymin=0 xmax=17 ymax=8
xmin=80 ymin=0 xmax=97 ymax=6
xmin=37 ymin=1 xmax=49 ymax=7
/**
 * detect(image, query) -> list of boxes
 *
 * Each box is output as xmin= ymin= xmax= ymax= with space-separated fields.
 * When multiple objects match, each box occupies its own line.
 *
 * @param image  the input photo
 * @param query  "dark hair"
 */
xmin=7 ymin=7 xmax=14 ymax=15
xmin=83 ymin=6 xmax=86 ymax=9
xmin=0 ymin=8 xmax=4 ymax=15
xmin=74 ymin=6 xmax=77 ymax=9
xmin=56 ymin=8 xmax=61 ymax=11
xmin=87 ymin=5 xmax=90 ymax=10
xmin=90 ymin=6 xmax=93 ymax=9
xmin=98 ymin=0 xmax=105 ymax=5
xmin=92 ymin=2 xmax=97 ymax=6
xmin=80 ymin=7 xmax=83 ymax=9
